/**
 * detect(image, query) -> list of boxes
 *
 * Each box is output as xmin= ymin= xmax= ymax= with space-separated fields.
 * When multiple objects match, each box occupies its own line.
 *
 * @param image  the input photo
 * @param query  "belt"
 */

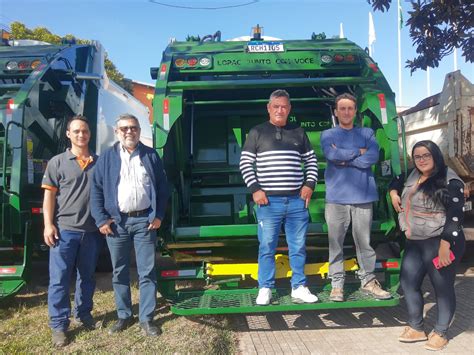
xmin=121 ymin=208 xmax=150 ymax=217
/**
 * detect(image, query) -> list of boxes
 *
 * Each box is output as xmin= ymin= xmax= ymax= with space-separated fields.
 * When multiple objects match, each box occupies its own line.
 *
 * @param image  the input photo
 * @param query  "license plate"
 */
xmin=247 ymin=41 xmax=284 ymax=53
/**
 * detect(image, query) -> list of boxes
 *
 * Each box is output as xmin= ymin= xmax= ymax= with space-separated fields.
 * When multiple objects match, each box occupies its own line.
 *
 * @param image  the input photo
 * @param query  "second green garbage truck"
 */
xmin=0 ymin=36 xmax=151 ymax=299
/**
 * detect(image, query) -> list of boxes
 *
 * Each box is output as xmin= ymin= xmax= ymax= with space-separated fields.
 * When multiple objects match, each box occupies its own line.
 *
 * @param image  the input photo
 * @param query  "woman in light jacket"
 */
xmin=389 ymin=140 xmax=465 ymax=351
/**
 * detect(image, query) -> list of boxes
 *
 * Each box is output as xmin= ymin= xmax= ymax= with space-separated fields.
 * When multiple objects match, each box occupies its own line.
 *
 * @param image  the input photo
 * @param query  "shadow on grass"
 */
xmin=0 ymin=285 xmax=48 ymax=320
xmin=63 ymin=298 xmax=178 ymax=344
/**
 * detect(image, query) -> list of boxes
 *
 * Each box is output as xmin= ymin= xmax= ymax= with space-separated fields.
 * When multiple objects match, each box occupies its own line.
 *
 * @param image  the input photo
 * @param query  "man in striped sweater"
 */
xmin=239 ymin=89 xmax=318 ymax=305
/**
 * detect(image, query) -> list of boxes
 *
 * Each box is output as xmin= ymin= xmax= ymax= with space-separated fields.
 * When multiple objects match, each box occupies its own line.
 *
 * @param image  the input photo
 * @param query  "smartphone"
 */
xmin=432 ymin=251 xmax=455 ymax=269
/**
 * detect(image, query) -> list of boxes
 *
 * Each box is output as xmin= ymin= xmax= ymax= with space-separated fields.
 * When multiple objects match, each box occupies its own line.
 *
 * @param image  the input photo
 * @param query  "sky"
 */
xmin=1 ymin=0 xmax=472 ymax=108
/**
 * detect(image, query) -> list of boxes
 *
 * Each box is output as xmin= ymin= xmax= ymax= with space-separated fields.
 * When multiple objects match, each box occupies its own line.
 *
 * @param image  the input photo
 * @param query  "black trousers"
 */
xmin=400 ymin=235 xmax=465 ymax=336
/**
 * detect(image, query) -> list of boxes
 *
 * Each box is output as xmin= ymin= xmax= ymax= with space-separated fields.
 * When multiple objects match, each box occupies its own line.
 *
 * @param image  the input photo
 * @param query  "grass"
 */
xmin=0 ymin=269 xmax=236 ymax=354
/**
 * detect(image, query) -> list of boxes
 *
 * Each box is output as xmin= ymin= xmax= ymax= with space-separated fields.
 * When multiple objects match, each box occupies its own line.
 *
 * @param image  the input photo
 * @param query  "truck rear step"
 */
xmin=167 ymin=285 xmax=400 ymax=315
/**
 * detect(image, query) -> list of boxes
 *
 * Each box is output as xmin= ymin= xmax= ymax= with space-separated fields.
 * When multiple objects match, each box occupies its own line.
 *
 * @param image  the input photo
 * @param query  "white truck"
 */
xmin=399 ymin=70 xmax=474 ymax=239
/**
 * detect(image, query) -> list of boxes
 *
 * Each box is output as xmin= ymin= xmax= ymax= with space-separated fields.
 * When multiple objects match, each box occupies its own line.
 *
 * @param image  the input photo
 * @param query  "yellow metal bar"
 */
xmin=206 ymin=254 xmax=359 ymax=281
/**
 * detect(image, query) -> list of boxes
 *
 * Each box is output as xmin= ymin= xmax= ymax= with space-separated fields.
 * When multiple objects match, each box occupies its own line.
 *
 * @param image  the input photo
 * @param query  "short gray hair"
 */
xmin=115 ymin=113 xmax=140 ymax=128
xmin=269 ymin=89 xmax=290 ymax=103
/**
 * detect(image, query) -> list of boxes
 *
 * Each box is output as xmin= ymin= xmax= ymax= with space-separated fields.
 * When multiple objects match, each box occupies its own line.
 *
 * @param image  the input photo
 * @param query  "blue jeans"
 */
xmin=256 ymin=195 xmax=309 ymax=289
xmin=48 ymin=230 xmax=102 ymax=331
xmin=107 ymin=215 xmax=157 ymax=322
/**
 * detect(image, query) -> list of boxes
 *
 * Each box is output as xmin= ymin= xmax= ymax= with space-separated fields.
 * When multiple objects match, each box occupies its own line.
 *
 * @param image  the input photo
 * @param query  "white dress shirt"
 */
xmin=117 ymin=145 xmax=152 ymax=213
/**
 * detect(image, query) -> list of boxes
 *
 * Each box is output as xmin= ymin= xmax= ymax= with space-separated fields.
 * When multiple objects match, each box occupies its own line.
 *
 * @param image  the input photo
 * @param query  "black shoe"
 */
xmin=139 ymin=321 xmax=161 ymax=337
xmin=108 ymin=317 xmax=134 ymax=334
xmin=51 ymin=330 xmax=68 ymax=347
xmin=73 ymin=317 xmax=96 ymax=330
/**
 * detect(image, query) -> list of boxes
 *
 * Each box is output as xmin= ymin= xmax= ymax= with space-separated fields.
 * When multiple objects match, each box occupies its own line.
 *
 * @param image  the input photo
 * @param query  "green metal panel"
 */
xmin=155 ymin=93 xmax=183 ymax=148
xmin=0 ymin=43 xmax=106 ymax=299
xmin=167 ymin=77 xmax=374 ymax=91
xmin=206 ymin=51 xmax=357 ymax=72
xmin=0 ymin=278 xmax=26 ymax=299
xmin=0 ymin=221 xmax=30 ymax=299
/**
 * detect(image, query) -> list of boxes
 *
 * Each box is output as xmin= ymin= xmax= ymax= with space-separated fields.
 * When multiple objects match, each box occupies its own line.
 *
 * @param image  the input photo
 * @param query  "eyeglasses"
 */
xmin=118 ymin=126 xmax=139 ymax=133
xmin=413 ymin=153 xmax=432 ymax=162
xmin=275 ymin=126 xmax=282 ymax=141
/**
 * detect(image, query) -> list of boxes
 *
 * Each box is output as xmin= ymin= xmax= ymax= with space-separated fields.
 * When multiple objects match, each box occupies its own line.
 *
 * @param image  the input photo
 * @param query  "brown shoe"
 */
xmin=360 ymin=279 xmax=392 ymax=300
xmin=51 ymin=330 xmax=68 ymax=348
xmin=329 ymin=287 xmax=344 ymax=302
xmin=398 ymin=326 xmax=427 ymax=343
xmin=424 ymin=331 xmax=448 ymax=351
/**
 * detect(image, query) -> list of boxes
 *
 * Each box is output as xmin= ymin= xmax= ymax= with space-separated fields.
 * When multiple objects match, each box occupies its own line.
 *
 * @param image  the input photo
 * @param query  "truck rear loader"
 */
xmin=0 ymin=37 xmax=151 ymax=299
xmin=151 ymin=28 xmax=405 ymax=315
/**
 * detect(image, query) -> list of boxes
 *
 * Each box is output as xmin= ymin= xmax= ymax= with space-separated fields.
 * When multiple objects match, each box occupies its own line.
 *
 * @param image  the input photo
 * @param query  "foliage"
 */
xmin=367 ymin=0 xmax=473 ymax=73
xmin=10 ymin=22 xmax=131 ymax=92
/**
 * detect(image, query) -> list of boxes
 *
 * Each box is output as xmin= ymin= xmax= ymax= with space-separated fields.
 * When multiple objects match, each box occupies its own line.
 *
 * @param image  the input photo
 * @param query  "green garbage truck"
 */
xmin=151 ymin=28 xmax=404 ymax=315
xmin=0 ymin=36 xmax=151 ymax=299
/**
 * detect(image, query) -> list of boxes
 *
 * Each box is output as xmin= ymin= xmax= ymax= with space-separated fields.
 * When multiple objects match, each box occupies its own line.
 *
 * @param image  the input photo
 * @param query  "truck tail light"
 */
xmin=174 ymin=59 xmax=185 ymax=67
xmin=375 ymin=261 xmax=400 ymax=269
xmin=345 ymin=54 xmax=355 ymax=62
xmin=4 ymin=58 xmax=42 ymax=72
xmin=160 ymin=269 xmax=196 ymax=277
xmin=187 ymin=57 xmax=198 ymax=66
xmin=30 ymin=59 xmax=41 ymax=69
xmin=159 ymin=63 xmax=167 ymax=80
xmin=163 ymin=98 xmax=170 ymax=130
xmin=377 ymin=93 xmax=388 ymax=125
xmin=0 ymin=267 xmax=16 ymax=274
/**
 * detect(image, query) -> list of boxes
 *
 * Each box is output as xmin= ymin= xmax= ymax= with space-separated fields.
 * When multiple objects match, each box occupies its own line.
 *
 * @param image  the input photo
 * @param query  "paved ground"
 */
xmin=231 ymin=264 xmax=474 ymax=354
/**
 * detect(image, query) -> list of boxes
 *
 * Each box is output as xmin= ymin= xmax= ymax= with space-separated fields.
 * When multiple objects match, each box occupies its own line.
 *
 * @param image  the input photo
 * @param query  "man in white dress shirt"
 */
xmin=91 ymin=114 xmax=169 ymax=336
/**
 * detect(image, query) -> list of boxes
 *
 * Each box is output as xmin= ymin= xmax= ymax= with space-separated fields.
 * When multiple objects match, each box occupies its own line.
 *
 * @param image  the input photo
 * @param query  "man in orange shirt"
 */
xmin=42 ymin=116 xmax=101 ymax=347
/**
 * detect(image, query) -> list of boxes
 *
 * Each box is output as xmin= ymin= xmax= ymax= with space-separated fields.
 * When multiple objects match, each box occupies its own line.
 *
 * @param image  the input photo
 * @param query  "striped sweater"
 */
xmin=239 ymin=121 xmax=318 ymax=196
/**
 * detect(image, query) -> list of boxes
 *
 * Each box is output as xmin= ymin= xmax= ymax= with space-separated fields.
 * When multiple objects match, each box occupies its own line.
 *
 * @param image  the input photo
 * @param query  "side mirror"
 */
xmin=150 ymin=67 xmax=158 ymax=80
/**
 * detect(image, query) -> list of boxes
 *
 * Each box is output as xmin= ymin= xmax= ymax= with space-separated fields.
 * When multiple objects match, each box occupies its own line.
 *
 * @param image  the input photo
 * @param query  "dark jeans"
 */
xmin=48 ymin=230 xmax=102 ymax=331
xmin=400 ymin=235 xmax=465 ymax=336
xmin=107 ymin=215 xmax=157 ymax=322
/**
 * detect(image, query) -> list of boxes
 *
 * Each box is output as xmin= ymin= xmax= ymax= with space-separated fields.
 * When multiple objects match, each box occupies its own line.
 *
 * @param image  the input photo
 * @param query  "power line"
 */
xmin=0 ymin=14 xmax=15 ymax=24
xmin=0 ymin=23 xmax=11 ymax=32
xmin=148 ymin=0 xmax=258 ymax=10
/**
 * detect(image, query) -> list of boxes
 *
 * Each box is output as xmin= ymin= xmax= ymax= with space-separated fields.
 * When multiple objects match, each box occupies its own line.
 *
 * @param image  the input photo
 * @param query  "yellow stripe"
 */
xmin=206 ymin=254 xmax=359 ymax=281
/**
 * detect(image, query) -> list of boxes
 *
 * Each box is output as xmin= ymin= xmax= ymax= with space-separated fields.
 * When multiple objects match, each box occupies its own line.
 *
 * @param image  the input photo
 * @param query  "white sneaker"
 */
xmin=256 ymin=287 xmax=272 ymax=305
xmin=291 ymin=285 xmax=318 ymax=303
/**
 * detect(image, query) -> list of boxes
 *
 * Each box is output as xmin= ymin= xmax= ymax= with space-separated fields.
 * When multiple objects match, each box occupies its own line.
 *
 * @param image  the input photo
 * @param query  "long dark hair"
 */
xmin=412 ymin=140 xmax=448 ymax=207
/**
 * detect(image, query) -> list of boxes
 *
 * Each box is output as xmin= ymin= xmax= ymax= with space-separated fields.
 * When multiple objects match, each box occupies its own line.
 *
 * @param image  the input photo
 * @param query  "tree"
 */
xmin=367 ymin=0 xmax=473 ymax=73
xmin=10 ymin=22 xmax=131 ymax=92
